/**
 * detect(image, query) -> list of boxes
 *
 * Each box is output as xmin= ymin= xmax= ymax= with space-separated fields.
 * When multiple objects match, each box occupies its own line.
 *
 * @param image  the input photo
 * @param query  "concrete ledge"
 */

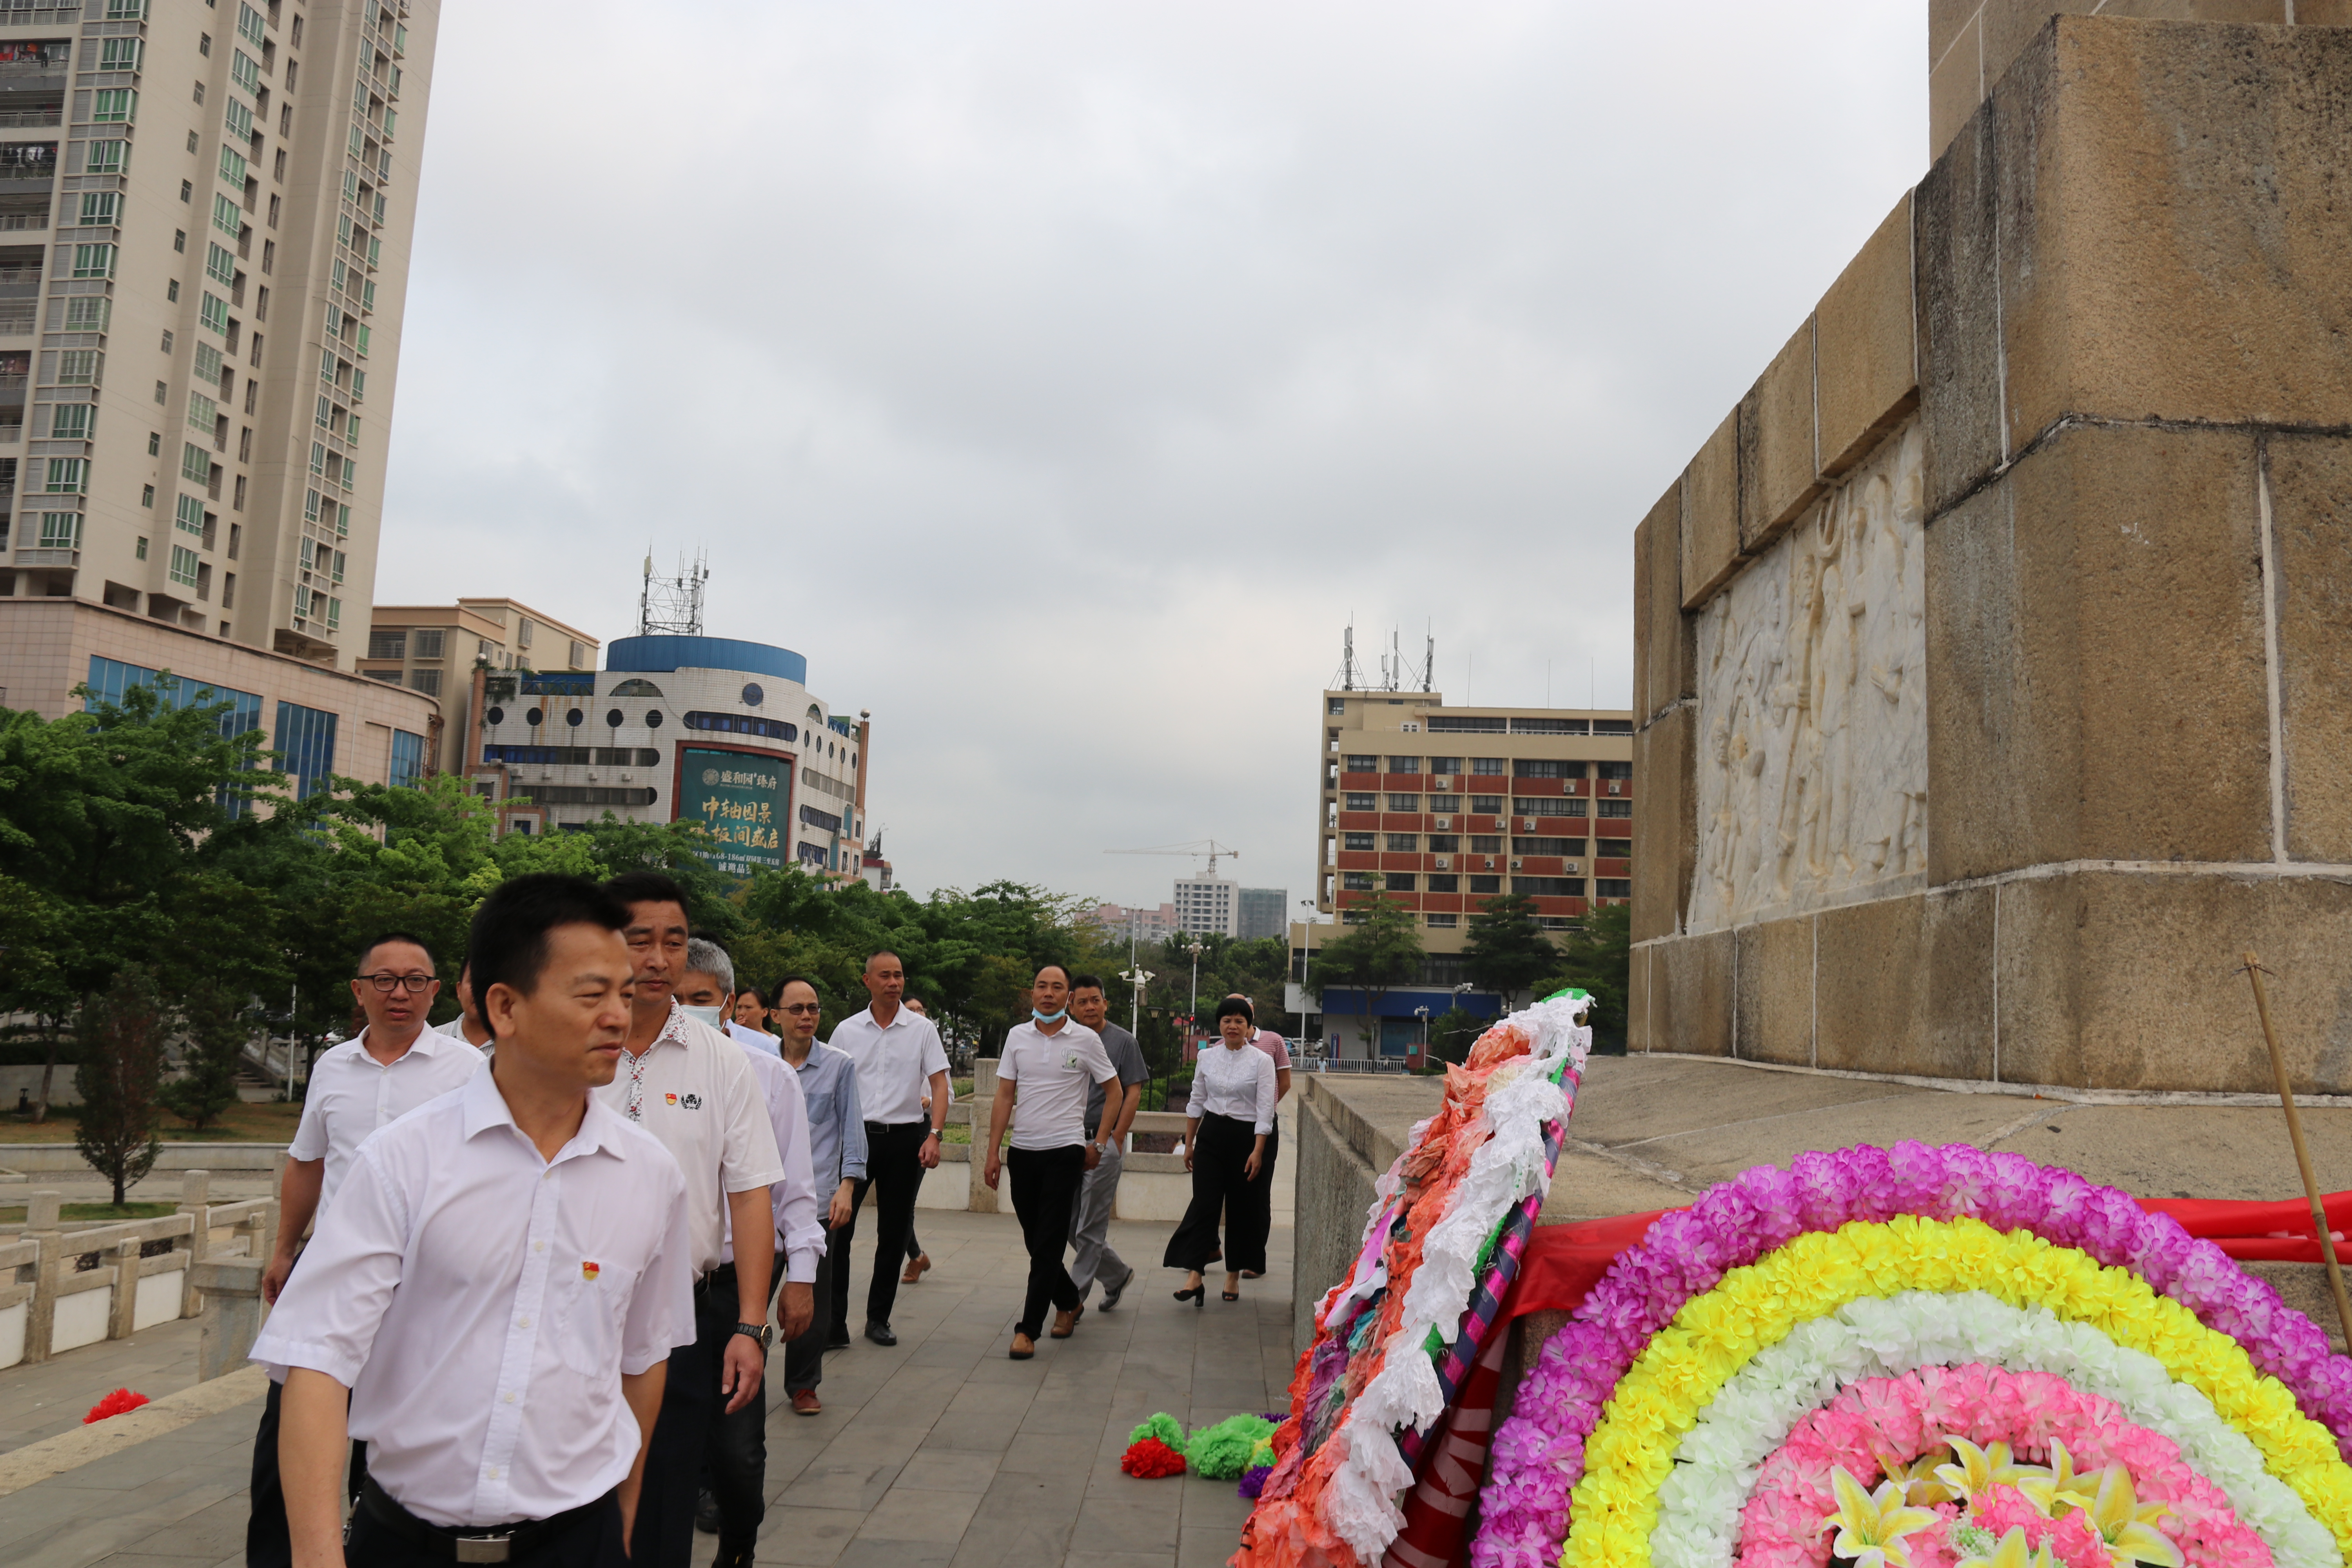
xmin=0 ymin=1362 xmax=267 ymax=1497
xmin=0 ymin=1144 xmax=289 ymax=1174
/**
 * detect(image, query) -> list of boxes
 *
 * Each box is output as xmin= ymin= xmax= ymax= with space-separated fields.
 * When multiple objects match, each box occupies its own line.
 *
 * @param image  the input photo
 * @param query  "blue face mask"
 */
xmin=1032 ymin=1007 xmax=1067 ymax=1024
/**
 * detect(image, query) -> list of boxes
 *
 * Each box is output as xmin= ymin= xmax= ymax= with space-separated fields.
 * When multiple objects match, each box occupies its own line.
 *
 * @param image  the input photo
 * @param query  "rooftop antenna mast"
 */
xmin=1332 ymin=621 xmax=1360 ymax=691
xmin=638 ymin=550 xmax=709 ymax=637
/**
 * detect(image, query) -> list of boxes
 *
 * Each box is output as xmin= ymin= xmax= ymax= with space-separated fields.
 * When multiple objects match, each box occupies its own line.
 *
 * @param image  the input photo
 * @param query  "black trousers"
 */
xmin=706 ymin=1261 xmax=782 ymax=1553
xmin=830 ymin=1120 xmax=927 ymax=1330
xmin=1165 ymin=1113 xmax=1269 ymax=1276
xmin=245 ymin=1378 xmax=366 ymax=1568
xmin=1235 ymin=1123 xmax=1280 ymax=1272
xmin=782 ymin=1227 xmax=838 ymax=1393
xmin=346 ymin=1489 xmax=626 ymax=1568
xmin=1007 ymin=1144 xmax=1086 ymax=1338
xmin=631 ymin=1272 xmax=732 ymax=1568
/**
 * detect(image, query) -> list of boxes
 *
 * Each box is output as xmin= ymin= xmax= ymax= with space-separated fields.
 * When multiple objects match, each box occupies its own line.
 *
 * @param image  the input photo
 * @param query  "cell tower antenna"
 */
xmin=1423 ymin=626 xmax=1435 ymax=693
xmin=1332 ymin=621 xmax=1360 ymax=691
xmin=638 ymin=550 xmax=710 ymax=637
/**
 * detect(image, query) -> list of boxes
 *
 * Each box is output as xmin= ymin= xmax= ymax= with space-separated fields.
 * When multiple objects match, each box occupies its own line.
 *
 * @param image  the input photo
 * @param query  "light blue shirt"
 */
xmin=789 ymin=1041 xmax=868 ymax=1187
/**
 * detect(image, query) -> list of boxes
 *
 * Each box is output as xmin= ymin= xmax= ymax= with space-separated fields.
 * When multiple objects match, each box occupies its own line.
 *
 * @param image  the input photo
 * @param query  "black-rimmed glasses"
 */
xmin=358 ymin=973 xmax=436 ymax=993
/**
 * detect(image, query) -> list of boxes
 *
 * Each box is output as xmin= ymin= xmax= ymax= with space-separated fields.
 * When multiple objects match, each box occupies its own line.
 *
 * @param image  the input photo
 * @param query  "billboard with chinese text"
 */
xmin=679 ymin=746 xmax=789 ymax=877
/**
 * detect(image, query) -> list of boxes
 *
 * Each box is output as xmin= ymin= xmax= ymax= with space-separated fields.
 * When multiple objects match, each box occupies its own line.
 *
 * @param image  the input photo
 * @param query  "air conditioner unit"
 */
xmin=1607 ymin=780 xmax=1623 ymax=795
xmin=1522 ymin=817 xmax=1538 ymax=831
xmin=1567 ymin=861 xmax=1580 ymax=873
xmin=1483 ymin=857 xmax=1496 ymax=870
xmin=1509 ymin=858 xmax=1523 ymax=871
xmin=1434 ymin=856 xmax=1450 ymax=870
xmin=1434 ymin=816 xmax=1451 ymax=829
xmin=1433 ymin=775 xmax=1451 ymax=789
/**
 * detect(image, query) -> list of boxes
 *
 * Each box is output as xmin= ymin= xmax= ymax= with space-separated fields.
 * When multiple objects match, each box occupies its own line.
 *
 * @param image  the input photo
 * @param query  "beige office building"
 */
xmin=0 ymin=0 xmax=437 ymax=674
xmin=362 ymin=596 xmax=598 ymax=776
xmin=1310 ymin=688 xmax=1637 ymax=949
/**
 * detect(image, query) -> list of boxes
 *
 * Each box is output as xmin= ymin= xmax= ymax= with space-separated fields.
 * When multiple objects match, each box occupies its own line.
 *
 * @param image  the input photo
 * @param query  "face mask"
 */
xmin=1032 ymin=1007 xmax=1067 ymax=1024
xmin=681 ymin=1005 xmax=724 ymax=1029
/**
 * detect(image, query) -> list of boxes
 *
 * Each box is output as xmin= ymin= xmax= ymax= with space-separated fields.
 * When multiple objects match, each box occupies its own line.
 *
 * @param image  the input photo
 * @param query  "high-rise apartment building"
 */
xmin=0 ymin=0 xmax=436 ymax=667
xmin=1236 ymin=886 xmax=1289 ymax=941
xmin=1174 ymin=874 xmax=1236 ymax=938
xmin=1298 ymin=687 xmax=1637 ymax=1060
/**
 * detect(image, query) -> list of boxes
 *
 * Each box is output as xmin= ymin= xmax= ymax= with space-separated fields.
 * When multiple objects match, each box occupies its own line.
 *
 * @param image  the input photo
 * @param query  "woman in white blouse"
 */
xmin=1165 ymin=996 xmax=1278 ymax=1304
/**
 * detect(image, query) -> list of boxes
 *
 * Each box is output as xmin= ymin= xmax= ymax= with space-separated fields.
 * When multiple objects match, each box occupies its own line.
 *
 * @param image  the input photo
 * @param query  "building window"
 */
xmin=1385 ymin=834 xmax=1417 ymax=852
xmin=1342 ymin=833 xmax=1374 ymax=851
xmin=181 ymin=443 xmax=210 ymax=482
xmin=212 ymin=193 xmax=240 ymax=240
xmin=42 ymin=458 xmax=85 ymax=493
xmin=1513 ymin=798 xmax=1581 ymax=818
xmin=201 ymin=293 xmax=230 ymax=335
xmin=187 ymin=390 xmax=219 ymax=432
xmin=237 ymin=0 xmax=267 ymax=47
xmin=1341 ymin=872 xmax=1375 ymax=892
xmin=168 ymin=544 xmax=200 ymax=587
xmin=85 ymin=140 xmax=126 ymax=174
xmin=303 ymin=488 xmax=319 ymax=521
xmin=1596 ymin=879 xmax=1632 ymax=899
xmin=408 ymin=669 xmax=441 ymax=697
xmin=1597 ymin=761 xmax=1632 ymax=780
xmin=174 ymin=494 xmax=206 ymax=535
xmin=207 ymin=242 xmax=236 ymax=286
xmin=1470 ymin=794 xmax=1503 ymax=814
xmin=231 ymin=50 xmax=261 ymax=94
xmin=1426 ymin=875 xmax=1459 ymax=894
xmin=1387 ymin=756 xmax=1420 ymax=773
xmin=367 ymin=629 xmax=405 ymax=660
xmin=51 ymin=405 xmax=91 ymax=440
xmin=1514 ymin=837 xmax=1583 ymax=857
xmin=389 ymin=729 xmax=425 ymax=790
xmin=225 ymin=96 xmax=254 ymax=141
xmin=412 ymin=628 xmax=445 ymax=659
xmin=1512 ymin=759 xmax=1573 ymax=778
xmin=1385 ymin=874 xmax=1416 ymax=893
xmin=1470 ymin=835 xmax=1503 ymax=854
xmin=56 ymin=350 xmax=99 ymax=385
xmin=1510 ymin=717 xmax=1586 ymax=735
xmin=273 ymin=700 xmax=338 ymax=799
xmin=196 ymin=343 xmax=225 ymax=383
xmin=140 ymin=484 xmax=154 ymax=507
xmin=1344 ymin=754 xmax=1377 ymax=771
xmin=1427 ymin=795 xmax=1461 ymax=813
xmin=1425 ymin=914 xmax=1457 ymax=929
xmin=1326 ymin=697 xmax=1345 ymax=715
xmin=92 ymin=89 xmax=137 ymax=124
xmin=78 ymin=192 xmax=119 ymax=227
xmin=1343 ymin=793 xmax=1376 ymax=811
xmin=1468 ymin=875 xmax=1501 ymax=895
xmin=1512 ymin=877 xmax=1581 ymax=898
xmin=1598 ymin=800 xmax=1632 ymax=818
xmin=71 ymin=298 xmax=111 ymax=332
xmin=1385 ymin=793 xmax=1418 ymax=811
xmin=1428 ymin=834 xmax=1459 ymax=853
xmin=1471 ymin=757 xmax=1506 ymax=775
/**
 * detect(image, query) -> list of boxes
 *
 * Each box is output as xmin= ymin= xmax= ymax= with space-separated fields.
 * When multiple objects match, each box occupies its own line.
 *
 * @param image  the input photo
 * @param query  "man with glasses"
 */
xmin=771 ymin=975 xmax=865 ymax=1414
xmin=247 ymin=932 xmax=484 ymax=1568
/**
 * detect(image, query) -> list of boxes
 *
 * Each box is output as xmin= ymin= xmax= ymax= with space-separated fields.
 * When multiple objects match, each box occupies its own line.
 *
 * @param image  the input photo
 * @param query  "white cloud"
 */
xmin=378 ymin=0 xmax=1926 ymax=907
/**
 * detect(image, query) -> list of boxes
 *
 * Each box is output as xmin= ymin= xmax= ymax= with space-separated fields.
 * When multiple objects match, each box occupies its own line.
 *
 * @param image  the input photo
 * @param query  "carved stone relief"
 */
xmin=1687 ymin=418 xmax=1927 ymax=932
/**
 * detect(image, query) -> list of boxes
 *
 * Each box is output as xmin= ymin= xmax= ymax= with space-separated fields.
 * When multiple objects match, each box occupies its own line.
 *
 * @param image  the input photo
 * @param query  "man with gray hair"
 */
xmin=676 ymin=937 xmax=822 ymax=1566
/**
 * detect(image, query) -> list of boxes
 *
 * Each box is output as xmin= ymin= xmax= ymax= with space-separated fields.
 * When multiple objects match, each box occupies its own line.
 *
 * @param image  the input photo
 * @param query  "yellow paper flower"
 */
xmin=1875 ymin=1443 xmax=1961 ymax=1508
xmin=1932 ymin=1437 xmax=2051 ymax=1506
xmin=2014 ymin=1438 xmax=2097 ymax=1517
xmin=1955 ymin=1526 xmax=2056 ymax=1568
xmin=1820 ymin=1464 xmax=1938 ymax=1568
xmin=2082 ymin=1464 xmax=2185 ymax=1568
xmin=1553 ymin=1218 xmax=2352 ymax=1568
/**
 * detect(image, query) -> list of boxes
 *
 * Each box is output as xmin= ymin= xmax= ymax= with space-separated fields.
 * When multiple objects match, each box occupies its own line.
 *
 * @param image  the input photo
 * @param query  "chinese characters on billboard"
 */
xmin=681 ymin=748 xmax=790 ymax=877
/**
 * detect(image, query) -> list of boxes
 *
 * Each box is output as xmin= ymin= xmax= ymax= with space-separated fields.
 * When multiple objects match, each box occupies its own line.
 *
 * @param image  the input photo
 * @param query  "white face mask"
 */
xmin=680 ymin=1004 xmax=725 ymax=1029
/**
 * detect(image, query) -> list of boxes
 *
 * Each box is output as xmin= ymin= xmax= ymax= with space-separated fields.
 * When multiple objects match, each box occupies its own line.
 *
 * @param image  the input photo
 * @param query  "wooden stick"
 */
xmin=2244 ymin=949 xmax=2352 ymax=1352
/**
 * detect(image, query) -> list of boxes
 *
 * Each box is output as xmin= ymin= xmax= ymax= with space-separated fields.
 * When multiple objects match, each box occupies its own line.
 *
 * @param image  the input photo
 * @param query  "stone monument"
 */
xmin=1632 ymin=5 xmax=2352 ymax=1094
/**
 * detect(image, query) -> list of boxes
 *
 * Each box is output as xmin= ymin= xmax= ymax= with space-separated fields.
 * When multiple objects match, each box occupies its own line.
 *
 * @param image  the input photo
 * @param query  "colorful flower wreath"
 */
xmin=1236 ymin=991 xmax=1594 ymax=1567
xmin=1472 ymin=1144 xmax=2352 ymax=1568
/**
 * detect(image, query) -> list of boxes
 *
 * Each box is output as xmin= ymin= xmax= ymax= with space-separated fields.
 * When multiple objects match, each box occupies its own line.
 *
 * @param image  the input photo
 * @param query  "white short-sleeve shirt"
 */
xmin=998 ymin=1020 xmax=1118 ymax=1151
xmin=828 ymin=1005 xmax=951 ymax=1126
xmin=287 ymin=1027 xmax=485 ymax=1214
xmin=590 ymin=1002 xmax=784 ymax=1278
xmin=250 ymin=1069 xmax=696 ymax=1530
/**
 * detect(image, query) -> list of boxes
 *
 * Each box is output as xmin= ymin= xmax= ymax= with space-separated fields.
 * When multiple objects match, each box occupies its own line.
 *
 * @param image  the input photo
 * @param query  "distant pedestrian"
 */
xmin=826 ymin=952 xmax=949 ymax=1347
xmin=248 ymin=932 xmax=481 ymax=1568
xmin=730 ymin=984 xmax=778 ymax=1051
xmin=982 ymin=964 xmax=1121 ymax=1358
xmin=250 ymin=875 xmax=694 ymax=1568
xmin=771 ymin=976 xmax=867 ymax=1416
xmin=1165 ymin=997 xmax=1277 ymax=1305
xmin=593 ymin=875 xmax=784 ymax=1568
xmin=434 ymin=962 xmax=493 ymax=1049
xmin=1064 ymin=975 xmax=1146 ymax=1309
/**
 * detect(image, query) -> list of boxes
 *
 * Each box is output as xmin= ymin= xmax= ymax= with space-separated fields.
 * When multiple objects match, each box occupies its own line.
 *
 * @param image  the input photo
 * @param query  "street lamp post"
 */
xmin=1414 ymin=1005 xmax=1430 ymax=1067
xmin=1185 ymin=940 xmax=1205 ymax=1059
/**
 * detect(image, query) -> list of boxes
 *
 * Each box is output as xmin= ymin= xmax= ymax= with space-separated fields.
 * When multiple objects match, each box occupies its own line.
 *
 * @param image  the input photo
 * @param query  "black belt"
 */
xmin=359 ymin=1476 xmax=610 ymax=1563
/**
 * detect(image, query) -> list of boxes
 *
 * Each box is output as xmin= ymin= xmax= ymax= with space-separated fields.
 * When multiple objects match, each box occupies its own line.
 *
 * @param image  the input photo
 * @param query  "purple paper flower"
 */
xmin=1467 ymin=1141 xmax=2352 ymax=1568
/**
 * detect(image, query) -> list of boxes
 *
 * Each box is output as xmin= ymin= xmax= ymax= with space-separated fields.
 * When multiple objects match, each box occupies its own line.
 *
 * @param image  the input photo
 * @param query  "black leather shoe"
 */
xmin=694 ymin=1487 xmax=720 ymax=1535
xmin=864 ymin=1319 xmax=897 ymax=1347
xmin=825 ymin=1324 xmax=852 ymax=1349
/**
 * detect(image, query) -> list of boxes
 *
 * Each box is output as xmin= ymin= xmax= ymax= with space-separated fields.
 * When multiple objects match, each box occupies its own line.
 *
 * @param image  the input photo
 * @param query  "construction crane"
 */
xmin=1105 ymin=839 xmax=1242 ymax=876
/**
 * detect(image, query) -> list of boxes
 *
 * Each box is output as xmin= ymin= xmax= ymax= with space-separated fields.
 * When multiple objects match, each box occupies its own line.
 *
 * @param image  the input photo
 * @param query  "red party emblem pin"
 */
xmin=581 ymin=1261 xmax=601 ymax=1282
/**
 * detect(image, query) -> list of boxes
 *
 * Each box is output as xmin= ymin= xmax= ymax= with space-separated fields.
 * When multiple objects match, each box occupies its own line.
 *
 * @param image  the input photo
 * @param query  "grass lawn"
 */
xmin=0 ymin=1200 xmax=176 ymax=1224
xmin=0 ymin=1099 xmax=307 ymax=1145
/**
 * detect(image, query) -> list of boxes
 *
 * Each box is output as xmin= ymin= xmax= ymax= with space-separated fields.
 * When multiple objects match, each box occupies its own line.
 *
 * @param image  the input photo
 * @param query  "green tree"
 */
xmin=1427 ymin=1005 xmax=1489 ymax=1066
xmin=1464 ymin=891 xmax=1560 ymax=1011
xmin=160 ymin=978 xmax=252 ymax=1130
xmin=1542 ymin=902 xmax=1632 ymax=1050
xmin=1310 ymin=891 xmax=1423 ymax=1048
xmin=75 ymin=965 xmax=169 ymax=1203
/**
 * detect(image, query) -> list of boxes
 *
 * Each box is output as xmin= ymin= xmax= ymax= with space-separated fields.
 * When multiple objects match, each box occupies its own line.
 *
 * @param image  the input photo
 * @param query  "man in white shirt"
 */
xmin=247 ymin=932 xmax=484 ymax=1568
xmin=982 ymin=964 xmax=1121 ymax=1360
xmin=675 ymin=941 xmax=820 ymax=1559
xmin=769 ymin=976 xmax=865 ymax=1416
xmin=434 ymin=962 xmax=493 ymax=1049
xmin=824 ymin=951 xmax=949 ymax=1348
xmin=254 ymin=873 xmax=695 ymax=1568
xmin=593 ymin=874 xmax=784 ymax=1568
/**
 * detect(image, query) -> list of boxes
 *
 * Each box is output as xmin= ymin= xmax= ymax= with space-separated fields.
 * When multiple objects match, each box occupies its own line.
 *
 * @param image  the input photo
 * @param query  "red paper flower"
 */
xmin=1121 ymin=1436 xmax=1188 ymax=1478
xmin=83 ymin=1388 xmax=150 ymax=1424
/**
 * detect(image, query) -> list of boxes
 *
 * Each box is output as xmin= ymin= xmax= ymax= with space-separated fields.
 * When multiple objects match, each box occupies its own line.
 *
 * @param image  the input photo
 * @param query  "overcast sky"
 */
xmin=375 ymin=2 xmax=1926 ymax=914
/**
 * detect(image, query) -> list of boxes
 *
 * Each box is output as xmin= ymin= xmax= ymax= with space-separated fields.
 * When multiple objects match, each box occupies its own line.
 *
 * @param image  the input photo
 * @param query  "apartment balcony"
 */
xmin=0 ymin=104 xmax=57 ymax=129
xmin=0 ymin=158 xmax=54 ymax=192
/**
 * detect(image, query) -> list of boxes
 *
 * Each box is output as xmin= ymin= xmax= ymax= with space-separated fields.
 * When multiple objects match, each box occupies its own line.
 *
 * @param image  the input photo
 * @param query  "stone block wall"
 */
xmin=1632 ymin=16 xmax=2352 ymax=1096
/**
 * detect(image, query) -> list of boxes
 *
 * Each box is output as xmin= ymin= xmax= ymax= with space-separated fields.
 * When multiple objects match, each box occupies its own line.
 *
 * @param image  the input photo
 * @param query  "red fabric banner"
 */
xmin=1377 ymin=1189 xmax=2352 ymax=1568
